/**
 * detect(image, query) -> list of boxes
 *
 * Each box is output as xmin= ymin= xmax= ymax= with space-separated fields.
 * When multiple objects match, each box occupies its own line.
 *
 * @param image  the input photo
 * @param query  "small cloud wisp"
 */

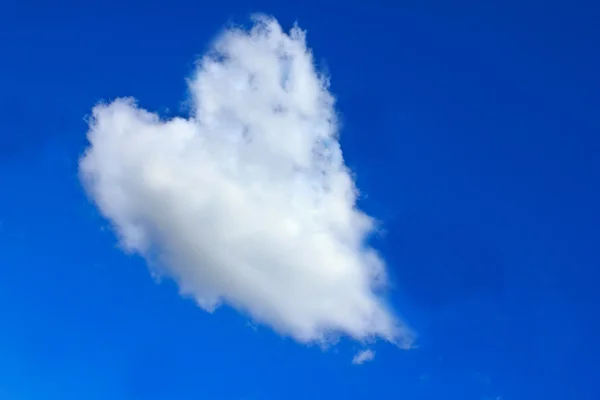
xmin=352 ymin=349 xmax=376 ymax=365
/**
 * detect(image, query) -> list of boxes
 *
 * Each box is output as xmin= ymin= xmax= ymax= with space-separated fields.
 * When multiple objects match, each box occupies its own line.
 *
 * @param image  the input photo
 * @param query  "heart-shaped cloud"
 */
xmin=79 ymin=15 xmax=414 ymax=348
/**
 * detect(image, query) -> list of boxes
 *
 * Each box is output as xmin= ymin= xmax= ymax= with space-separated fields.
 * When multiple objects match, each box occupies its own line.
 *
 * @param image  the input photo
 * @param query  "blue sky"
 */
xmin=1 ymin=1 xmax=599 ymax=399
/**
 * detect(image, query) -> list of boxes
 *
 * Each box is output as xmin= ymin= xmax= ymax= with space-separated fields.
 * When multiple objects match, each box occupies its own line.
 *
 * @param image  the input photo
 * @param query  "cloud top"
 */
xmin=79 ymin=15 xmax=413 ymax=347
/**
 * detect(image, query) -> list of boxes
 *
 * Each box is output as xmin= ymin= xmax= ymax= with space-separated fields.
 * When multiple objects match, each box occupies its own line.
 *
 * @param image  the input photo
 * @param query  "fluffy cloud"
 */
xmin=352 ymin=349 xmax=376 ymax=365
xmin=79 ymin=15 xmax=413 ymax=347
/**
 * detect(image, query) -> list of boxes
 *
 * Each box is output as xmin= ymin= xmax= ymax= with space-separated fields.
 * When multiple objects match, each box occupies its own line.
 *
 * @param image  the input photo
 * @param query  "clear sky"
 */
xmin=1 ymin=1 xmax=599 ymax=399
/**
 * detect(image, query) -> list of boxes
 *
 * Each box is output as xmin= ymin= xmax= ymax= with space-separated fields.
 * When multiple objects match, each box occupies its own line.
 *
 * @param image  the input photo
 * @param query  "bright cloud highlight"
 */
xmin=79 ymin=15 xmax=413 ymax=347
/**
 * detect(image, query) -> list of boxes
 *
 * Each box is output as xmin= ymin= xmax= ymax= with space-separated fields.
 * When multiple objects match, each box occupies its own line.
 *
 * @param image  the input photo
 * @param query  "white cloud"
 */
xmin=352 ymin=349 xmax=375 ymax=365
xmin=79 ymin=15 xmax=414 ymax=347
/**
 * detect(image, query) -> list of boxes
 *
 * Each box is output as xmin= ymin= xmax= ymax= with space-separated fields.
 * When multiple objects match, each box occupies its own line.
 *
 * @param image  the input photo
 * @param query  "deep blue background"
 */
xmin=1 ymin=1 xmax=598 ymax=399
